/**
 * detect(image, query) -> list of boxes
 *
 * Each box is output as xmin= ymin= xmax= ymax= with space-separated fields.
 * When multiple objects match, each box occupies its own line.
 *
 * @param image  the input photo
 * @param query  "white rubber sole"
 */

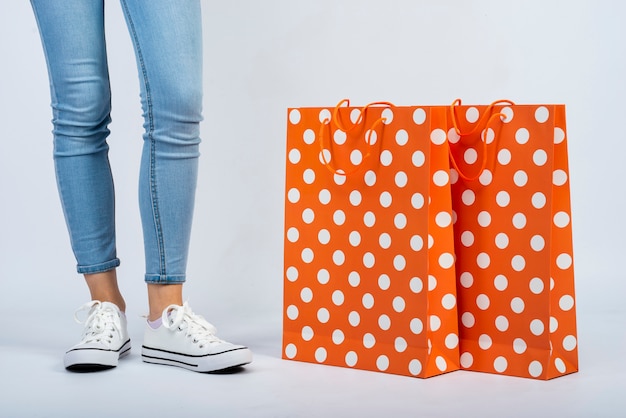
xmin=141 ymin=345 xmax=252 ymax=372
xmin=64 ymin=339 xmax=131 ymax=371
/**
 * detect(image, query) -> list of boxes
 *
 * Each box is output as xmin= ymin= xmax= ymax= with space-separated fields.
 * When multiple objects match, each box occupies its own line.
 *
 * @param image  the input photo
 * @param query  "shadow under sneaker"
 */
xmin=64 ymin=301 xmax=131 ymax=372
xmin=142 ymin=302 xmax=252 ymax=373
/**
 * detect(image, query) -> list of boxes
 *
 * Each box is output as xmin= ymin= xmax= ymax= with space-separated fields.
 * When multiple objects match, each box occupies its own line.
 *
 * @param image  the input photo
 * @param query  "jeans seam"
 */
xmin=121 ymin=0 xmax=166 ymax=278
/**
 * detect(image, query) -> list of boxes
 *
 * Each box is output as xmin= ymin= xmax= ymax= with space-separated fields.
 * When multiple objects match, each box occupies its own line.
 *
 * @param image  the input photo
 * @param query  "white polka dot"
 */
xmin=461 ymin=231 xmax=475 ymax=247
xmin=410 ymin=318 xmax=424 ymax=334
xmin=409 ymin=359 xmax=423 ymax=376
xmin=553 ymin=169 xmax=568 ymax=186
xmin=364 ymin=170 xmax=377 ymax=186
xmin=550 ymin=316 xmax=559 ymax=333
xmin=319 ymin=149 xmax=331 ymax=166
xmin=515 ymin=128 xmax=530 ymax=144
xmin=318 ymin=229 xmax=331 ymax=245
xmin=513 ymin=213 xmax=527 ymax=229
xmin=445 ymin=333 xmax=459 ymax=349
xmin=557 ymin=253 xmax=573 ymax=270
xmin=288 ymin=148 xmax=301 ymax=164
xmin=333 ymin=129 xmax=347 ymax=145
xmin=378 ymin=233 xmax=391 ymax=249
xmin=435 ymin=356 xmax=447 ymax=372
xmin=317 ymin=269 xmax=330 ymax=285
xmin=495 ymin=315 xmax=509 ymax=331
xmin=393 ymin=296 xmax=406 ymax=312
xmin=378 ymin=274 xmax=391 ymax=290
xmin=410 ymin=277 xmax=424 ymax=293
xmin=302 ymin=326 xmax=314 ymax=341
xmin=514 ymin=170 xmax=528 ymax=187
xmin=333 ymin=250 xmax=345 ymax=266
xmin=303 ymin=129 xmax=315 ymax=145
xmin=498 ymin=149 xmax=512 ymax=165
xmin=333 ymin=209 xmax=346 ymax=226
xmin=484 ymin=128 xmax=495 ymax=144
xmin=442 ymin=294 xmax=456 ymax=310
xmin=511 ymin=297 xmax=525 ymax=313
xmin=555 ymin=358 xmax=567 ymax=374
xmin=479 ymin=169 xmax=493 ymax=186
xmin=349 ymin=231 xmax=361 ymax=246
xmin=348 ymin=271 xmax=361 ymax=287
xmin=394 ymin=255 xmax=407 ymax=271
xmin=464 ymin=148 xmax=478 ymax=164
xmin=318 ymin=109 xmax=331 ymax=123
xmin=478 ymin=211 xmax=492 ymax=227
xmin=554 ymin=211 xmax=570 ymax=228
xmin=559 ymin=295 xmax=575 ymax=311
xmin=364 ymin=211 xmax=376 ymax=227
xmin=348 ymin=311 xmax=360 ymax=326
xmin=316 ymin=189 xmax=330 ymax=206
xmin=413 ymin=108 xmax=427 ymax=125
xmin=362 ymin=293 xmax=375 ymax=309
xmin=495 ymin=233 xmax=509 ymax=249
xmin=461 ymin=312 xmax=475 ymax=328
xmin=460 ymin=272 xmax=474 ymax=288
xmin=477 ymin=252 xmax=490 ymax=269
xmin=431 ymin=129 xmax=447 ymax=145
xmin=303 ymin=169 xmax=315 ymax=184
xmin=439 ymin=253 xmax=455 ymax=269
xmin=350 ymin=149 xmax=363 ymax=165
xmin=462 ymin=189 xmax=476 ymax=205
xmin=395 ymin=171 xmax=408 ymax=188
xmin=286 ymin=305 xmax=299 ymax=320
xmin=286 ymin=267 xmax=298 ymax=282
xmin=396 ymin=129 xmax=409 ymax=146
xmin=350 ymin=108 xmax=362 ymax=123
xmin=348 ymin=190 xmax=362 ymax=207
xmin=496 ymin=191 xmax=511 ymax=207
xmin=334 ymin=173 xmax=346 ymax=185
xmin=563 ymin=335 xmax=577 ymax=351
xmin=289 ymin=109 xmax=301 ymax=124
xmin=317 ymin=308 xmax=331 ymax=324
xmin=410 ymin=235 xmax=424 ymax=251
xmin=287 ymin=227 xmax=299 ymax=243
xmin=331 ymin=329 xmax=345 ymax=345
xmin=535 ymin=106 xmax=550 ymax=123
xmin=450 ymin=169 xmax=460 ymax=184
xmin=530 ymin=319 xmax=545 ymax=335
xmin=394 ymin=213 xmax=408 ymax=229
xmin=379 ymin=191 xmax=392 ymax=208
xmin=380 ymin=150 xmax=393 ymax=166
xmin=284 ymin=343 xmax=297 ymax=359
xmin=554 ymin=127 xmax=566 ymax=144
xmin=411 ymin=193 xmax=425 ymax=209
xmin=301 ymin=248 xmax=314 ymax=264
xmin=447 ymin=128 xmax=460 ymax=145
xmin=378 ymin=315 xmax=391 ymax=330
xmin=332 ymin=290 xmax=345 ymax=306
xmin=433 ymin=170 xmax=449 ymax=187
xmin=287 ymin=188 xmax=300 ymax=204
xmin=460 ymin=352 xmax=474 ymax=368
xmin=363 ymin=252 xmax=375 ymax=268
xmin=476 ymin=294 xmax=490 ymax=310
xmin=529 ymin=277 xmax=545 ymax=294
xmin=494 ymin=275 xmax=508 ymax=291
xmin=512 ymin=255 xmax=526 ymax=272
xmin=494 ymin=356 xmax=508 ymax=373
xmin=529 ymin=361 xmax=543 ymax=378
xmin=513 ymin=338 xmax=527 ymax=354
xmin=315 ymin=347 xmax=327 ymax=363
xmin=395 ymin=337 xmax=408 ymax=353
xmin=466 ymin=107 xmax=479 ymax=123
xmin=533 ymin=149 xmax=548 ymax=166
xmin=479 ymin=334 xmax=493 ymax=350
xmin=345 ymin=351 xmax=358 ymax=367
xmin=500 ymin=107 xmax=514 ymax=123
xmin=436 ymin=212 xmax=452 ymax=228
xmin=532 ymin=192 xmax=547 ymax=209
xmin=382 ymin=108 xmax=394 ymax=124
xmin=412 ymin=150 xmax=425 ymax=167
xmin=531 ymin=235 xmax=545 ymax=251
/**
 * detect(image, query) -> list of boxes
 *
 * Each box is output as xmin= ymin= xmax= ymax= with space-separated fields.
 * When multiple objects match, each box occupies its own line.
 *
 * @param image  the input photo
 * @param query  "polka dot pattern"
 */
xmin=284 ymin=104 xmax=460 ymax=378
xmin=450 ymin=103 xmax=578 ymax=379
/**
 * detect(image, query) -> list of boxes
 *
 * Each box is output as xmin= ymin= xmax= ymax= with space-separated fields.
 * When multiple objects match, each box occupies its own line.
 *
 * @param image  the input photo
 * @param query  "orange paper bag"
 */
xmin=447 ymin=101 xmax=578 ymax=379
xmin=283 ymin=101 xmax=460 ymax=378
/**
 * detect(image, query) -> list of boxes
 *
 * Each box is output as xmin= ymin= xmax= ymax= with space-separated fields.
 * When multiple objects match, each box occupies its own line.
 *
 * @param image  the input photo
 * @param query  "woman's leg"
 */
xmin=119 ymin=0 xmax=203 ymax=317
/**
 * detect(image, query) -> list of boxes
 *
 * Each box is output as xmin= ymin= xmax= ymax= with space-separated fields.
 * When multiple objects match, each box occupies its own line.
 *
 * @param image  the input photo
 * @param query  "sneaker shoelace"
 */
xmin=74 ymin=301 xmax=123 ymax=346
xmin=162 ymin=302 xmax=223 ymax=348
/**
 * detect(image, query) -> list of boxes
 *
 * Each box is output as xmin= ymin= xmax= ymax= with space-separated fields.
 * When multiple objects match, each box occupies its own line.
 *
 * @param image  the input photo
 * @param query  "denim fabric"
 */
xmin=30 ymin=0 xmax=203 ymax=283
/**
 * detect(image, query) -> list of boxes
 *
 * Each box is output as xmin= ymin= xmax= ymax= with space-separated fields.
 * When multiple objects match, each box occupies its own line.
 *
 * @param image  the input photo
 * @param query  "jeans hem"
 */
xmin=77 ymin=258 xmax=120 ymax=274
xmin=145 ymin=274 xmax=186 ymax=284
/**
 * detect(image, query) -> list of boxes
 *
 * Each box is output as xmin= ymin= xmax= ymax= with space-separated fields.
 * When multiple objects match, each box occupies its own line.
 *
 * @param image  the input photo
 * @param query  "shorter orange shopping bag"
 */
xmin=447 ymin=100 xmax=578 ymax=379
xmin=283 ymin=101 xmax=459 ymax=377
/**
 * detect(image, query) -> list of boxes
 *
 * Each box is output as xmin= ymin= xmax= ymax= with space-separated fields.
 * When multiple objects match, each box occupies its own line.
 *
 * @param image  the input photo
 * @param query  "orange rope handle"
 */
xmin=319 ymin=113 xmax=387 ymax=176
xmin=450 ymin=98 xmax=515 ymax=136
xmin=332 ymin=99 xmax=394 ymax=133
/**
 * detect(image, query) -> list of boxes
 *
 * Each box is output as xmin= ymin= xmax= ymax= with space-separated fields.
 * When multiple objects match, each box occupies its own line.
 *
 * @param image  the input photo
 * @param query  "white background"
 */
xmin=0 ymin=1 xmax=624 ymax=416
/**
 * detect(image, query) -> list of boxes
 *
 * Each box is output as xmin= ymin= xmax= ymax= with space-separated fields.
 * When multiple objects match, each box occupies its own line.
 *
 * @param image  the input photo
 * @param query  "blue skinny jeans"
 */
xmin=30 ymin=0 xmax=203 ymax=284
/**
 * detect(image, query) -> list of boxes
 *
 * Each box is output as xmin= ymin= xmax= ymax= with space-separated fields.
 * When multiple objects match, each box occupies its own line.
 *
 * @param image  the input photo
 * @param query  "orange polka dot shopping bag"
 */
xmin=283 ymin=101 xmax=460 ymax=378
xmin=447 ymin=100 xmax=578 ymax=379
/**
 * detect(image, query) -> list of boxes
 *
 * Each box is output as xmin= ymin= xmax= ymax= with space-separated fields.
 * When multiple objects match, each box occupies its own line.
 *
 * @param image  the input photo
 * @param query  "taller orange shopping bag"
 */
xmin=447 ymin=101 xmax=578 ymax=379
xmin=283 ymin=101 xmax=459 ymax=378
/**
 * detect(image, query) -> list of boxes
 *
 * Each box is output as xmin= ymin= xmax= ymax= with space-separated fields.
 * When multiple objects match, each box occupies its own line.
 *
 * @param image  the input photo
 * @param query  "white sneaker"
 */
xmin=64 ymin=301 xmax=131 ymax=371
xmin=142 ymin=302 xmax=252 ymax=372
